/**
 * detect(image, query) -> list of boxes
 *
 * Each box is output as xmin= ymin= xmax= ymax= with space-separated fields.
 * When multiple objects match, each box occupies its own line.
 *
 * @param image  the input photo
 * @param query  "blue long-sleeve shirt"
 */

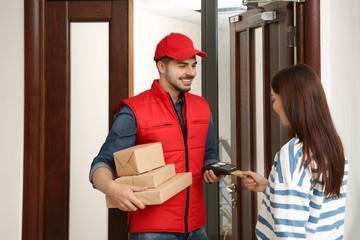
xmin=89 ymin=98 xmax=219 ymax=184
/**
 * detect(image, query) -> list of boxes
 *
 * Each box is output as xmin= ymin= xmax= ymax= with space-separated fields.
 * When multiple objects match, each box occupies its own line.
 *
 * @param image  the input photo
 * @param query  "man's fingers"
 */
xmin=129 ymin=195 xmax=146 ymax=210
xmin=117 ymin=196 xmax=145 ymax=211
xmin=119 ymin=200 xmax=138 ymax=212
xmin=123 ymin=186 xmax=146 ymax=210
xmin=110 ymin=184 xmax=147 ymax=211
xmin=203 ymin=171 xmax=210 ymax=182
xmin=130 ymin=185 xmax=148 ymax=192
xmin=203 ymin=170 xmax=215 ymax=182
xmin=207 ymin=169 xmax=217 ymax=180
xmin=203 ymin=170 xmax=225 ymax=183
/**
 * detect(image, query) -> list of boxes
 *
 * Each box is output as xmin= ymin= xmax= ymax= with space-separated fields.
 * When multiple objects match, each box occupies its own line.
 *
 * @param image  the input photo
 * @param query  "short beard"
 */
xmin=169 ymin=81 xmax=191 ymax=93
xmin=165 ymin=71 xmax=193 ymax=93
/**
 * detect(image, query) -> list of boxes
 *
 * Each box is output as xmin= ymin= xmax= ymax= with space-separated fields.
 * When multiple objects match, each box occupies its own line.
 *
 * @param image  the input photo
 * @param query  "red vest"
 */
xmin=118 ymin=80 xmax=210 ymax=233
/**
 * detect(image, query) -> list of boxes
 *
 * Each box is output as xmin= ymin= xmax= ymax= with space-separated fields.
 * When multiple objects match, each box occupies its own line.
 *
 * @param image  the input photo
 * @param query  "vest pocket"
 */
xmin=148 ymin=123 xmax=173 ymax=128
xmin=191 ymin=120 xmax=208 ymax=125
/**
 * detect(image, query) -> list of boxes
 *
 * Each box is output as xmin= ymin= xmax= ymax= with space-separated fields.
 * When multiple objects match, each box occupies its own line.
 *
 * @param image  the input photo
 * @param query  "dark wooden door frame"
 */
xmin=23 ymin=1 xmax=131 ymax=239
xmin=297 ymin=0 xmax=321 ymax=77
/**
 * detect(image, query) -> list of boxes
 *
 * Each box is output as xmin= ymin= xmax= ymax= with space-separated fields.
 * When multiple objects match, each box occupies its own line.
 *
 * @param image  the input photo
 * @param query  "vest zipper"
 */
xmin=167 ymin=93 xmax=189 ymax=233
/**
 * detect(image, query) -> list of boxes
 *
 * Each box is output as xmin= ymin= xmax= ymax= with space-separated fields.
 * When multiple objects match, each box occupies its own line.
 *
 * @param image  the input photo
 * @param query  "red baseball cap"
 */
xmin=154 ymin=33 xmax=207 ymax=61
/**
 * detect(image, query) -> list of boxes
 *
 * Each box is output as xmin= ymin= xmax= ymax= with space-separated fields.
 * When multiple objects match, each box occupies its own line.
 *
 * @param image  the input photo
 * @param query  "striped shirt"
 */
xmin=256 ymin=137 xmax=348 ymax=240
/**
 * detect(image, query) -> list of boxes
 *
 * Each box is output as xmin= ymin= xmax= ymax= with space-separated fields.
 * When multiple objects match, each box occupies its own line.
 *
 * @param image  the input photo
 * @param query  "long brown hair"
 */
xmin=271 ymin=64 xmax=345 ymax=197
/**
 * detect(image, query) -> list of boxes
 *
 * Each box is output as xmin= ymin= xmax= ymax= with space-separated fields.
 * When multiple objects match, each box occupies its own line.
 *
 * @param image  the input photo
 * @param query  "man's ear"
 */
xmin=157 ymin=61 xmax=166 ymax=74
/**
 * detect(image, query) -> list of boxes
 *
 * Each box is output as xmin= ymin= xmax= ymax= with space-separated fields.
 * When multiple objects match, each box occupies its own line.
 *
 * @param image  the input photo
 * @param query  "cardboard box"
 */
xmin=114 ymin=164 xmax=176 ymax=188
xmin=106 ymin=172 xmax=192 ymax=207
xmin=113 ymin=142 xmax=165 ymax=176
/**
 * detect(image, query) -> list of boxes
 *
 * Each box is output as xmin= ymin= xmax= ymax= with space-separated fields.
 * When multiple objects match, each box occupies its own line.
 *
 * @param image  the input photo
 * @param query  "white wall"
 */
xmin=0 ymin=1 xmax=24 ymax=240
xmin=321 ymin=1 xmax=360 ymax=239
xmin=133 ymin=8 xmax=202 ymax=96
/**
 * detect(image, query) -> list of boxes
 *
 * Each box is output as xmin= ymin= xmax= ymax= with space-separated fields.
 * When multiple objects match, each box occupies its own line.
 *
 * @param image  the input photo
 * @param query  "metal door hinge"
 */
xmin=249 ymin=11 xmax=277 ymax=23
xmin=288 ymin=26 xmax=296 ymax=47
xmin=230 ymin=15 xmax=241 ymax=23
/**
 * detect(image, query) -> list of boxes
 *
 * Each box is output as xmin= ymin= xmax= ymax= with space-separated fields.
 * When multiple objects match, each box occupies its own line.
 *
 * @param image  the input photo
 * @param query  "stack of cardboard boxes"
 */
xmin=106 ymin=142 xmax=192 ymax=207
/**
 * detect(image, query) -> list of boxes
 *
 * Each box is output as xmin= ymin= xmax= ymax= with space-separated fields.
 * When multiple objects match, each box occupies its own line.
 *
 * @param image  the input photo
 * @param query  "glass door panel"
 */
xmin=70 ymin=22 xmax=109 ymax=240
xmin=218 ymin=1 xmax=246 ymax=239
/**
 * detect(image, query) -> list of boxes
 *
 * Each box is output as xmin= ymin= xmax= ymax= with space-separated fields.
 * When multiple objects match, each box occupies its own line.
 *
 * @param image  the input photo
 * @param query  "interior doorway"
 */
xmin=229 ymin=1 xmax=320 ymax=239
xmin=23 ymin=1 xmax=130 ymax=239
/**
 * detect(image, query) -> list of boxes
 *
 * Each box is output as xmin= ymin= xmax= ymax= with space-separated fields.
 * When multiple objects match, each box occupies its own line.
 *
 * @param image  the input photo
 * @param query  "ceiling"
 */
xmin=134 ymin=0 xmax=247 ymax=30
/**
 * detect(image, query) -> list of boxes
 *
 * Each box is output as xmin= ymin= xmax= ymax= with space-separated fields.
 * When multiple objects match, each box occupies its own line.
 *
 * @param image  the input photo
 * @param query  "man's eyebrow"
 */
xmin=177 ymin=61 xmax=198 ymax=65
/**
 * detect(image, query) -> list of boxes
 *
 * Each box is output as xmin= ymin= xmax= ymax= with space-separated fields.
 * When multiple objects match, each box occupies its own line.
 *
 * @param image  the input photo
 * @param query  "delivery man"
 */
xmin=89 ymin=32 xmax=225 ymax=240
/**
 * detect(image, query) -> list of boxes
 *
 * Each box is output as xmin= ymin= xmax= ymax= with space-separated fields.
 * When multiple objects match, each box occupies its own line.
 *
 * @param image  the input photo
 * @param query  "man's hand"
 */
xmin=203 ymin=169 xmax=226 ymax=183
xmin=92 ymin=167 xmax=147 ymax=212
xmin=107 ymin=182 xmax=147 ymax=212
xmin=242 ymin=171 xmax=268 ymax=192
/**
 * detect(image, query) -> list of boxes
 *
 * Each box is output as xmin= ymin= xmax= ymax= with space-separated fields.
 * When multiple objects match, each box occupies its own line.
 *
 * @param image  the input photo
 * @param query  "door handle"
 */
xmin=231 ymin=198 xmax=237 ymax=208
xmin=226 ymin=183 xmax=237 ymax=193
xmin=227 ymin=183 xmax=237 ymax=208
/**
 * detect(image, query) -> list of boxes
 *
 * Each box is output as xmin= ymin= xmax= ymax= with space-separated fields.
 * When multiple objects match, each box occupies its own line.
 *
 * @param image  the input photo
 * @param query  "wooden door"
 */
xmin=229 ymin=1 xmax=320 ymax=239
xmin=229 ymin=2 xmax=294 ymax=239
xmin=23 ymin=0 xmax=131 ymax=239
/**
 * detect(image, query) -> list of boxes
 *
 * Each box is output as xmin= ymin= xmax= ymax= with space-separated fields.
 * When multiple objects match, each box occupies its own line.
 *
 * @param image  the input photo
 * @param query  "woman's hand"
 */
xmin=242 ymin=171 xmax=268 ymax=192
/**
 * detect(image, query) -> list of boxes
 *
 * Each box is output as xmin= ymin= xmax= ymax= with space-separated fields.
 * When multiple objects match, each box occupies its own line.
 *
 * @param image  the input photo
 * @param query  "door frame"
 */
xmin=229 ymin=1 xmax=320 ymax=239
xmin=296 ymin=0 xmax=321 ymax=77
xmin=23 ymin=0 xmax=132 ymax=239
xmin=230 ymin=3 xmax=295 ymax=239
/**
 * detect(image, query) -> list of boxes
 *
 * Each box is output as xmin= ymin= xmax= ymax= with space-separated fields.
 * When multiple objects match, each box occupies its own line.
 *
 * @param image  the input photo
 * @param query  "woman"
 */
xmin=243 ymin=64 xmax=348 ymax=240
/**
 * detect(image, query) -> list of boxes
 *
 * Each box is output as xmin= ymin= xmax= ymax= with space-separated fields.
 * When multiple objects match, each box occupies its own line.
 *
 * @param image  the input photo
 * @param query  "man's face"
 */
xmin=163 ymin=56 xmax=197 ymax=93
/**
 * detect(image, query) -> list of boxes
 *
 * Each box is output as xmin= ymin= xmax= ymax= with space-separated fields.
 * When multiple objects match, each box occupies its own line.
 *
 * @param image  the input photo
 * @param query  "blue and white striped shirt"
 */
xmin=256 ymin=137 xmax=348 ymax=240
